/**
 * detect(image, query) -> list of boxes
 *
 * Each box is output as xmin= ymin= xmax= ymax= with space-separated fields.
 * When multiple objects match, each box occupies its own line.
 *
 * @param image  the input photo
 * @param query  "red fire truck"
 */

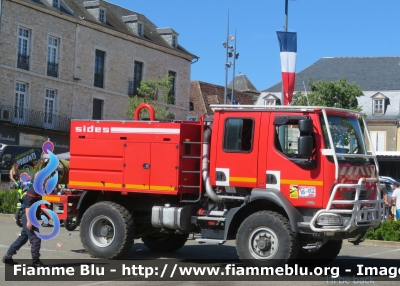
xmin=44 ymin=103 xmax=383 ymax=266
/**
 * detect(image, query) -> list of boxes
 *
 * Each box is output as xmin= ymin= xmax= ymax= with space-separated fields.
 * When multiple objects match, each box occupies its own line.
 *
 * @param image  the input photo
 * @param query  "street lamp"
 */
xmin=222 ymin=12 xmax=230 ymax=105
xmin=230 ymin=31 xmax=239 ymax=104
xmin=222 ymin=32 xmax=239 ymax=104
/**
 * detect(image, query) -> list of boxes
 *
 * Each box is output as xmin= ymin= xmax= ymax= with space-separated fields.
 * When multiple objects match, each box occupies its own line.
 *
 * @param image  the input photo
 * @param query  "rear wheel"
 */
xmin=236 ymin=211 xmax=299 ymax=267
xmin=80 ymin=202 xmax=134 ymax=259
xmin=142 ymin=233 xmax=189 ymax=252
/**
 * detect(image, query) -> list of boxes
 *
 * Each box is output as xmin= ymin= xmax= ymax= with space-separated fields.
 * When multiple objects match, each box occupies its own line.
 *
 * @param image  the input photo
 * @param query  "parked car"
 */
xmin=379 ymin=176 xmax=397 ymax=202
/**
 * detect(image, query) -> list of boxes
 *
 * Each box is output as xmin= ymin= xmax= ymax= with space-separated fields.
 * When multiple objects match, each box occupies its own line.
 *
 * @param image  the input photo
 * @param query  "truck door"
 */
xmin=267 ymin=113 xmax=323 ymax=208
xmin=211 ymin=112 xmax=261 ymax=188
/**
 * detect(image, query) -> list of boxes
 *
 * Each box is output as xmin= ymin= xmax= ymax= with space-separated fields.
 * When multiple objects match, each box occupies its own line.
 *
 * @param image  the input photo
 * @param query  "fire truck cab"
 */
xmin=46 ymin=104 xmax=383 ymax=266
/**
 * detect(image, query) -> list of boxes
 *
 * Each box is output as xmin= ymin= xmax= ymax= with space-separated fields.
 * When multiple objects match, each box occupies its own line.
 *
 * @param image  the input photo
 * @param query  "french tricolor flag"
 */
xmin=277 ymin=31 xmax=297 ymax=105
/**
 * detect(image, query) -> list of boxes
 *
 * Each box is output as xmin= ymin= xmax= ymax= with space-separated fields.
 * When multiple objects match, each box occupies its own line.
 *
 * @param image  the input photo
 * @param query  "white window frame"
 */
xmin=14 ymin=82 xmax=27 ymax=122
xmin=44 ymin=89 xmax=57 ymax=126
xmin=99 ymin=9 xmax=106 ymax=24
xmin=373 ymin=99 xmax=384 ymax=115
xmin=264 ymin=99 xmax=276 ymax=106
xmin=47 ymin=36 xmax=59 ymax=64
xmin=18 ymin=27 xmax=30 ymax=56
xmin=370 ymin=131 xmax=386 ymax=151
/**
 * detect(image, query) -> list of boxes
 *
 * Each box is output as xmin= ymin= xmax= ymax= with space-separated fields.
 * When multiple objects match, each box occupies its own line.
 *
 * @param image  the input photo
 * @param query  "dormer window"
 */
xmin=83 ymin=1 xmax=107 ymax=24
xmin=371 ymin=92 xmax=388 ymax=115
xmin=156 ymin=28 xmax=179 ymax=48
xmin=138 ymin=23 xmax=143 ymax=36
xmin=52 ymin=0 xmax=60 ymax=9
xmin=263 ymin=93 xmax=280 ymax=106
xmin=99 ymin=9 xmax=106 ymax=24
xmin=122 ymin=15 xmax=144 ymax=37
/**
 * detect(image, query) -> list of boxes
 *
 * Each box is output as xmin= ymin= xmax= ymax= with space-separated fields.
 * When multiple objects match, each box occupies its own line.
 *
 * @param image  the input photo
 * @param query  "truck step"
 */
xmin=195 ymin=238 xmax=225 ymax=245
xmin=196 ymin=216 xmax=226 ymax=221
xmin=181 ymin=171 xmax=201 ymax=174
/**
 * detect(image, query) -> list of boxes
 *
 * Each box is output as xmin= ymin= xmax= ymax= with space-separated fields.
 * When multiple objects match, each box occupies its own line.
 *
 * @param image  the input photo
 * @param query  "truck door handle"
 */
xmin=143 ymin=163 xmax=150 ymax=169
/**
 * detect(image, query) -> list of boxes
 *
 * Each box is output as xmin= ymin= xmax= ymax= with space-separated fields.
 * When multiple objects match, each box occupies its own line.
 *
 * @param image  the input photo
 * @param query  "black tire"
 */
xmin=236 ymin=211 xmax=299 ymax=267
xmin=297 ymin=240 xmax=342 ymax=265
xmin=142 ymin=233 xmax=189 ymax=252
xmin=15 ymin=209 xmax=23 ymax=227
xmin=65 ymin=218 xmax=78 ymax=231
xmin=80 ymin=202 xmax=134 ymax=259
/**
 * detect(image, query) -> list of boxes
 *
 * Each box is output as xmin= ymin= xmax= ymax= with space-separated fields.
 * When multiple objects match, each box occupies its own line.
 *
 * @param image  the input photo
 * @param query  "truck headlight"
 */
xmin=317 ymin=213 xmax=343 ymax=226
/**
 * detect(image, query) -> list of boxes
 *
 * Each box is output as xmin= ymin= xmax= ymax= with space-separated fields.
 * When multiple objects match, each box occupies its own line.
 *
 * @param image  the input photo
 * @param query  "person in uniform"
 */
xmin=2 ymin=172 xmax=44 ymax=267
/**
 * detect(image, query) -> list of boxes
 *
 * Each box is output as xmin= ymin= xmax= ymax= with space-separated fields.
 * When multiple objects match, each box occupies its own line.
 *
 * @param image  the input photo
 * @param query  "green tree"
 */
xmin=125 ymin=75 xmax=175 ymax=120
xmin=292 ymin=78 xmax=363 ymax=111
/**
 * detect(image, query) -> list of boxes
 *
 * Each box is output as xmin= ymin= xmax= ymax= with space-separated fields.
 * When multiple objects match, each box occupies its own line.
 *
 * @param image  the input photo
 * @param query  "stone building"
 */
xmin=0 ymin=0 xmax=197 ymax=151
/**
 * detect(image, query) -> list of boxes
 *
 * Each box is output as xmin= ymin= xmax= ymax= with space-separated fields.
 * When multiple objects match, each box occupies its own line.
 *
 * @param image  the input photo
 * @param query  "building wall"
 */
xmin=0 ymin=0 xmax=192 ymax=121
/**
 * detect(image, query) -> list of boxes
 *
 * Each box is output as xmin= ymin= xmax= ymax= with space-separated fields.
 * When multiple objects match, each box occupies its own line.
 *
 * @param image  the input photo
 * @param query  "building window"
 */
xmin=223 ymin=118 xmax=254 ymax=152
xmin=47 ymin=36 xmax=59 ymax=77
xmin=92 ymin=99 xmax=104 ymax=120
xmin=14 ymin=82 xmax=27 ymax=121
xmin=94 ymin=50 xmax=105 ymax=88
xmin=189 ymin=102 xmax=194 ymax=111
xmin=373 ymin=99 xmax=384 ymax=115
xmin=132 ymin=61 xmax=143 ymax=96
xmin=168 ymin=71 xmax=176 ymax=104
xmin=138 ymin=23 xmax=143 ymax=36
xmin=45 ymin=89 xmax=56 ymax=125
xmin=265 ymin=99 xmax=276 ymax=106
xmin=370 ymin=131 xmax=385 ymax=151
xmin=17 ymin=27 xmax=30 ymax=70
xmin=52 ymin=0 xmax=60 ymax=9
xmin=99 ymin=9 xmax=106 ymax=24
xmin=172 ymin=35 xmax=177 ymax=47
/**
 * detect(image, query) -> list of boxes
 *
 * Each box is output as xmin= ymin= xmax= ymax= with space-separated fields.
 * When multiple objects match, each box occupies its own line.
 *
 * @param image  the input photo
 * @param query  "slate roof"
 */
xmin=21 ymin=0 xmax=196 ymax=58
xmin=228 ymin=74 xmax=260 ymax=94
xmin=264 ymin=57 xmax=400 ymax=92
xmin=357 ymin=92 xmax=400 ymax=120
xmin=190 ymin=81 xmax=255 ymax=117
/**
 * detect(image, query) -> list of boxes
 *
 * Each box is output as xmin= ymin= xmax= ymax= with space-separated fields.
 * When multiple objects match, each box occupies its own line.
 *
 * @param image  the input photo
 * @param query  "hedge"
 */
xmin=0 ymin=189 xmax=18 ymax=214
xmin=364 ymin=220 xmax=400 ymax=241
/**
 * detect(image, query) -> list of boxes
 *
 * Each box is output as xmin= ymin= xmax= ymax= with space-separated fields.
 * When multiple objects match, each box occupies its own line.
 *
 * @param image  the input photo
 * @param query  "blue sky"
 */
xmin=112 ymin=0 xmax=400 ymax=92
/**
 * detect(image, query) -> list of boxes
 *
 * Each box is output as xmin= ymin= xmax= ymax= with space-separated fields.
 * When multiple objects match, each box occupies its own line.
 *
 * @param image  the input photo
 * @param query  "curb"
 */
xmin=344 ymin=239 xmax=400 ymax=247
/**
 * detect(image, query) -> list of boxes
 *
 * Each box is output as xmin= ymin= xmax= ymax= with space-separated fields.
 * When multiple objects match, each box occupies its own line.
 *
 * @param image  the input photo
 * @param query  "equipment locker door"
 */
xmin=149 ymin=143 xmax=178 ymax=194
xmin=124 ymin=142 xmax=150 ymax=190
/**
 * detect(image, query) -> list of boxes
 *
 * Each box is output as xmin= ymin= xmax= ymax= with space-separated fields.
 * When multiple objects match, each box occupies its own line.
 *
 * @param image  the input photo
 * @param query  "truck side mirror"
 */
xmin=298 ymin=136 xmax=313 ymax=157
xmin=298 ymin=119 xmax=313 ymax=134
xmin=298 ymin=118 xmax=314 ymax=158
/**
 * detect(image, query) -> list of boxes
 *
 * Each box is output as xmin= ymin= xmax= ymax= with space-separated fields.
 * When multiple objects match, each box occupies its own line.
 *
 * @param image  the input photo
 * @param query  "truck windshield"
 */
xmin=321 ymin=115 xmax=368 ymax=163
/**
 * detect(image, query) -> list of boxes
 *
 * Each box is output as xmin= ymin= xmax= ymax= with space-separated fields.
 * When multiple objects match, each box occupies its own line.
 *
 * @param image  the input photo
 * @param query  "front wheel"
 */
xmin=80 ymin=202 xmax=134 ymax=259
xmin=142 ymin=233 xmax=189 ymax=252
xmin=236 ymin=211 xmax=299 ymax=267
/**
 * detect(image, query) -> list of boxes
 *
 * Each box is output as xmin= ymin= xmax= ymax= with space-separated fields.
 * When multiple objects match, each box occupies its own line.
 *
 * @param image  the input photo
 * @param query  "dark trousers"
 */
xmin=7 ymin=212 xmax=41 ymax=259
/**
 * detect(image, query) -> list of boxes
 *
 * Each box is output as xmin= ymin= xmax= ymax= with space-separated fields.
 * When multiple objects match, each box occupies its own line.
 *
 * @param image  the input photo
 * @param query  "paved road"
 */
xmin=0 ymin=214 xmax=399 ymax=286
